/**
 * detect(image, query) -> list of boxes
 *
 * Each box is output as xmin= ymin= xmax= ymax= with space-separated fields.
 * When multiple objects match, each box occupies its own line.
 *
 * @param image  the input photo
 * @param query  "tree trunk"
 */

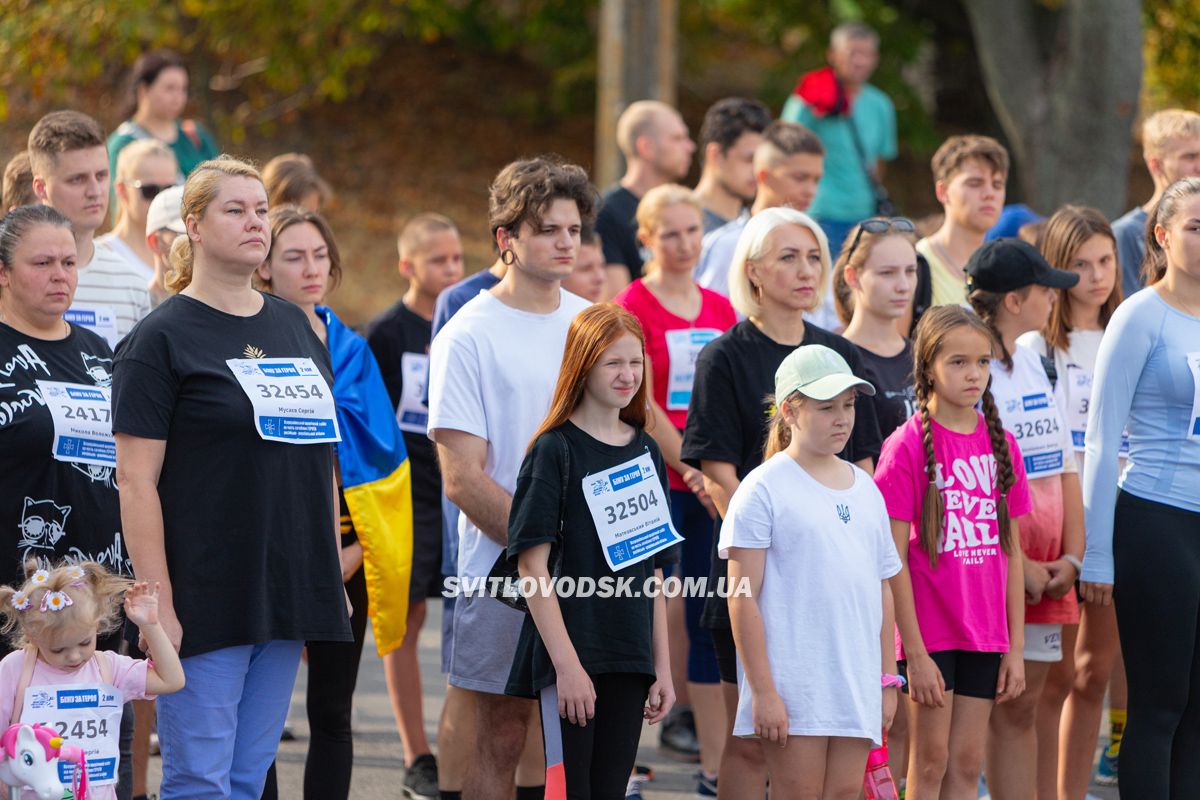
xmin=960 ymin=0 xmax=1141 ymax=218
xmin=595 ymin=0 xmax=679 ymax=187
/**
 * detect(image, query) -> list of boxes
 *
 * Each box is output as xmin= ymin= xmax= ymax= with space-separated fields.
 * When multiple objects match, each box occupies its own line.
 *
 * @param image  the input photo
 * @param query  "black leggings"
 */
xmin=549 ymin=672 xmax=650 ymax=800
xmin=260 ymin=566 xmax=368 ymax=800
xmin=1113 ymin=491 xmax=1200 ymax=798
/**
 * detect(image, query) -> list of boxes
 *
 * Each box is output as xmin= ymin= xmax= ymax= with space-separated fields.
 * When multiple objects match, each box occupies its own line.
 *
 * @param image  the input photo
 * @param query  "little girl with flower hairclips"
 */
xmin=0 ymin=562 xmax=184 ymax=798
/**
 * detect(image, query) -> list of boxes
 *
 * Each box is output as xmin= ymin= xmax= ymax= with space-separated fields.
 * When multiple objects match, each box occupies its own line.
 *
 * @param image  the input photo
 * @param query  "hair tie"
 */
xmin=40 ymin=591 xmax=72 ymax=613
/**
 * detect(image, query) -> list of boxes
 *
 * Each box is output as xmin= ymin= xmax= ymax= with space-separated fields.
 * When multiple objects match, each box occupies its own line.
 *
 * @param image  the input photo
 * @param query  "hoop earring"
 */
xmin=501 ymin=248 xmax=516 ymax=266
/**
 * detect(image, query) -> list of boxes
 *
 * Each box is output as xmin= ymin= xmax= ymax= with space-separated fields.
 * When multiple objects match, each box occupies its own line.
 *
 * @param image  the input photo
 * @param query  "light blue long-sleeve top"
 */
xmin=1082 ymin=287 xmax=1200 ymax=584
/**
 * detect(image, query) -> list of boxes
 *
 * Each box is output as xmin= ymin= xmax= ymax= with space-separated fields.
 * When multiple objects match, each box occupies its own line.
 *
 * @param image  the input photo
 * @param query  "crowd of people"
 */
xmin=0 ymin=19 xmax=1197 ymax=800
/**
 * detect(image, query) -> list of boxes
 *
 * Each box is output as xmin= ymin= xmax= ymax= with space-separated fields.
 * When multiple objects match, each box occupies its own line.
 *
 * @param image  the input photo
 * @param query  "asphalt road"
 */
xmin=146 ymin=600 xmax=1120 ymax=799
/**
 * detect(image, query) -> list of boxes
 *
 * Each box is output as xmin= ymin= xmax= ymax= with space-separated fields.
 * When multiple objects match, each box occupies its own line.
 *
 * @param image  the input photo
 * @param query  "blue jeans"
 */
xmin=670 ymin=489 xmax=720 ymax=684
xmin=157 ymin=640 xmax=303 ymax=799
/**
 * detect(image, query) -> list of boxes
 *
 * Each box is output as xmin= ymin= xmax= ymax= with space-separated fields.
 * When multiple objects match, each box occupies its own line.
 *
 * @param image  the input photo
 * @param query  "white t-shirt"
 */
xmin=69 ymin=240 xmax=152 ymax=346
xmin=988 ymin=344 xmax=1077 ymax=479
xmin=427 ymin=287 xmax=591 ymax=580
xmin=94 ymin=233 xmax=154 ymax=283
xmin=1017 ymin=329 xmax=1127 ymax=473
xmin=717 ymin=453 xmax=901 ymax=745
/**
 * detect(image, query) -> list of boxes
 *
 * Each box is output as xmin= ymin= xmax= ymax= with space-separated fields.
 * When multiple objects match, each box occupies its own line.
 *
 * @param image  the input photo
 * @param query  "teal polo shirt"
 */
xmin=781 ymin=83 xmax=897 ymax=222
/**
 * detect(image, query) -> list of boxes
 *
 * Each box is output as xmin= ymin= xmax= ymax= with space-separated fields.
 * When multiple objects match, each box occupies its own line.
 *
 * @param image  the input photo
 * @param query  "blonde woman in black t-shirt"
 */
xmin=112 ymin=156 xmax=350 ymax=799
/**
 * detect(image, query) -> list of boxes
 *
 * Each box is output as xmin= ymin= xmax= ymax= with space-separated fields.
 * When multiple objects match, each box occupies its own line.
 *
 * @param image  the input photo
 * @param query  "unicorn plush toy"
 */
xmin=0 ymin=722 xmax=87 ymax=800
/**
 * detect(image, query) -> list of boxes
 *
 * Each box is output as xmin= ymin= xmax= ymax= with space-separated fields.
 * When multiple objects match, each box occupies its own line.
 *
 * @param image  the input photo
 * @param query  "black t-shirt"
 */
xmin=112 ymin=293 xmax=351 ymax=658
xmin=855 ymin=340 xmax=916 ymax=441
xmin=680 ymin=319 xmax=883 ymax=630
xmin=365 ymin=301 xmax=441 ymax=537
xmin=505 ymin=422 xmax=679 ymax=697
xmin=0 ymin=323 xmax=128 ymax=580
xmin=595 ymin=186 xmax=646 ymax=280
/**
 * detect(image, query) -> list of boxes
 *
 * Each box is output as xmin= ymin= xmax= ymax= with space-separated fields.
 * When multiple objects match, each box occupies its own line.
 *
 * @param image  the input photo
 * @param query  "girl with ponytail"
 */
xmin=722 ymin=345 xmax=900 ymax=795
xmin=1080 ymin=176 xmax=1200 ymax=795
xmin=112 ymin=156 xmax=351 ymax=796
xmin=873 ymin=305 xmax=1030 ymax=799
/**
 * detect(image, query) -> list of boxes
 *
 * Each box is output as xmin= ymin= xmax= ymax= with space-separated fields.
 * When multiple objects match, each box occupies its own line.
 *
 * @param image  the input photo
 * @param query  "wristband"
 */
xmin=1062 ymin=554 xmax=1083 ymax=574
xmin=881 ymin=673 xmax=906 ymax=689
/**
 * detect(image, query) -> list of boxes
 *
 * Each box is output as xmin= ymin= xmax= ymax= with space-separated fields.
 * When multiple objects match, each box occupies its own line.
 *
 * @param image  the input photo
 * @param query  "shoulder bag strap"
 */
xmin=845 ymin=111 xmax=894 ymax=214
xmin=12 ymin=647 xmax=38 ymax=724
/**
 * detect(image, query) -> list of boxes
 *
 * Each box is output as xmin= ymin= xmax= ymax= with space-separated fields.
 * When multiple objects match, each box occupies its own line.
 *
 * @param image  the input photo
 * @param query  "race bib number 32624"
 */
xmin=226 ymin=358 xmax=341 ymax=444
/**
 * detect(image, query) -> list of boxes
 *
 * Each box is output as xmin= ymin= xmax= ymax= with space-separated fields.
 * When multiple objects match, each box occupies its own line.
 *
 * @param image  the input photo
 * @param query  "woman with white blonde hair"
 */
xmin=680 ymin=205 xmax=881 ymax=797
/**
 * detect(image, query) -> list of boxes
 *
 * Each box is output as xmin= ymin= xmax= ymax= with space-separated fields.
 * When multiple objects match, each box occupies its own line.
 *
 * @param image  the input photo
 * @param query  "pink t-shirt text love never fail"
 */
xmin=874 ymin=412 xmax=1031 ymax=659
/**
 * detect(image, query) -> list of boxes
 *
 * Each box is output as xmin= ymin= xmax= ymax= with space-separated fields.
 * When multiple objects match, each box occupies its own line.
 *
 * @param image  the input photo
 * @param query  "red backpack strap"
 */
xmin=180 ymin=119 xmax=203 ymax=150
xmin=11 ymin=647 xmax=38 ymax=725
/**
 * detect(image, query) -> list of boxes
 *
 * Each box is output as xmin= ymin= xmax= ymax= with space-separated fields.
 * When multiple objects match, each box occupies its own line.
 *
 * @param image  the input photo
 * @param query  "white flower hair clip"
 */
xmin=29 ymin=570 xmax=49 ymax=586
xmin=65 ymin=566 xmax=85 ymax=582
xmin=40 ymin=591 xmax=72 ymax=613
xmin=10 ymin=592 xmax=30 ymax=612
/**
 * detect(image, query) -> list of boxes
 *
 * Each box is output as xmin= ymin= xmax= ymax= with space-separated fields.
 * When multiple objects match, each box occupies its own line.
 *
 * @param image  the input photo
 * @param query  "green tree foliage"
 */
xmin=1143 ymin=0 xmax=1200 ymax=110
xmin=0 ymin=0 xmax=938 ymax=144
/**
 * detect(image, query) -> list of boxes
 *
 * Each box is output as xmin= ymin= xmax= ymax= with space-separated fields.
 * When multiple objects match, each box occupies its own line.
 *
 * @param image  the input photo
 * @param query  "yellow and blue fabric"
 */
xmin=320 ymin=306 xmax=413 ymax=655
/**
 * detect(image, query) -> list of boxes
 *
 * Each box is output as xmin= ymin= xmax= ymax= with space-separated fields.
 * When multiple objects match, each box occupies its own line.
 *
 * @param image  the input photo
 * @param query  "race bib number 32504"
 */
xmin=227 ymin=358 xmax=341 ymax=444
xmin=583 ymin=452 xmax=682 ymax=571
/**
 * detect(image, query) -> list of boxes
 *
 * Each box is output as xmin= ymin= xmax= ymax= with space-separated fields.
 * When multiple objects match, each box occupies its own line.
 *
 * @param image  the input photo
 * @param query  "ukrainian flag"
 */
xmin=320 ymin=306 xmax=413 ymax=655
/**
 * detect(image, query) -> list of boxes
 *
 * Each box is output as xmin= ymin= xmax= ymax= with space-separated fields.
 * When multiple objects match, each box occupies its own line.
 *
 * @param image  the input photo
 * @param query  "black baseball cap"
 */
xmin=964 ymin=238 xmax=1079 ymax=293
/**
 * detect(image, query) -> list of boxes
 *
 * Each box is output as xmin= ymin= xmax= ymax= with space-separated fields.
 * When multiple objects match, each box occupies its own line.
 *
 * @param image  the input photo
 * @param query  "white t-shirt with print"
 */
xmin=1017 ymin=329 xmax=1124 ymax=472
xmin=718 ymin=453 xmax=901 ymax=745
xmin=427 ymin=287 xmax=591 ymax=580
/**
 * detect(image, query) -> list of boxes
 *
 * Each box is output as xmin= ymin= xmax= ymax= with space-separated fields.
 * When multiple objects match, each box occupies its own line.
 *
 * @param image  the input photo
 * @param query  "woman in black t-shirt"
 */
xmin=681 ymin=207 xmax=882 ymax=796
xmin=506 ymin=304 xmax=679 ymax=798
xmin=112 ymin=157 xmax=350 ymax=798
xmin=0 ymin=204 xmax=130 ymax=606
xmin=834 ymin=218 xmax=920 ymax=440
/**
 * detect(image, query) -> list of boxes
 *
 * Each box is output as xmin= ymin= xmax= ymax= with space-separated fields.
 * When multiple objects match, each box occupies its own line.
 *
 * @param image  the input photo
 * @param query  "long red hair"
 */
xmin=528 ymin=303 xmax=651 ymax=449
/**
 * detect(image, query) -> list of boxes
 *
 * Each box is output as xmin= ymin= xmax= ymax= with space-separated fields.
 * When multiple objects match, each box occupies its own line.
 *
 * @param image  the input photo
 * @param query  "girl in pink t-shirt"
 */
xmin=966 ymin=238 xmax=1086 ymax=800
xmin=874 ymin=305 xmax=1030 ymax=799
xmin=0 ymin=562 xmax=185 ymax=799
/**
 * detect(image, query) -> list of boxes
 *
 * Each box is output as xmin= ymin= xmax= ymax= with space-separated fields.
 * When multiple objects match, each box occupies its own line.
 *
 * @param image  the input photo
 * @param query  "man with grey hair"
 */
xmin=595 ymin=100 xmax=695 ymax=293
xmin=782 ymin=22 xmax=897 ymax=252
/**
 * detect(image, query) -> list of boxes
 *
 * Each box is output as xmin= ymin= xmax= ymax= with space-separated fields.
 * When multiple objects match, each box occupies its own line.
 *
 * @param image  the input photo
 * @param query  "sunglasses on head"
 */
xmin=845 ymin=217 xmax=916 ymax=262
xmin=132 ymin=180 xmax=175 ymax=201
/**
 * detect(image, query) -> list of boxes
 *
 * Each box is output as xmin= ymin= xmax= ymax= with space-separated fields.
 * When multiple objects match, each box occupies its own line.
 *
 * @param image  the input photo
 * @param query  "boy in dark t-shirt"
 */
xmin=366 ymin=213 xmax=464 ymax=797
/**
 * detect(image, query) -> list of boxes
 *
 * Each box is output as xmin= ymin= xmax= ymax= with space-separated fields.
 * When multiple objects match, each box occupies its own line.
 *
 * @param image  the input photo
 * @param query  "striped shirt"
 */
xmin=69 ymin=240 xmax=152 ymax=346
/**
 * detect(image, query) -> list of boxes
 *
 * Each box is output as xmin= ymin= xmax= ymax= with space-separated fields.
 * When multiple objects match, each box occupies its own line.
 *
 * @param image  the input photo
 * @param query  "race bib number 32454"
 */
xmin=226 ymin=358 xmax=341 ymax=444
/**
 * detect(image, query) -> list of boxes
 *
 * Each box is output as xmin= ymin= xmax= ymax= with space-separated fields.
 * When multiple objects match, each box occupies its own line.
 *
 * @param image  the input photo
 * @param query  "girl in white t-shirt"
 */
xmin=965 ymin=238 xmax=1085 ymax=800
xmin=1017 ymin=206 xmax=1126 ymax=796
xmin=721 ymin=344 xmax=902 ymax=797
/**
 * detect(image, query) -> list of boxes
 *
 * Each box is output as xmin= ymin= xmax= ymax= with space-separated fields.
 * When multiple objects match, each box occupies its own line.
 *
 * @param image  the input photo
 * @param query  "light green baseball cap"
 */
xmin=775 ymin=344 xmax=876 ymax=401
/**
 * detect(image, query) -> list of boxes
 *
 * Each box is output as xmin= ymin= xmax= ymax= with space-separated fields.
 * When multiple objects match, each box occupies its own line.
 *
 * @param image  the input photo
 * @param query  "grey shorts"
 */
xmin=447 ymin=591 xmax=525 ymax=694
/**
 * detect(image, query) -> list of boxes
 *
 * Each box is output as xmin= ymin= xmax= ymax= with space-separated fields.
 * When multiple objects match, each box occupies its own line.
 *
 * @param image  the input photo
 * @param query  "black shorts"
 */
xmin=898 ymin=650 xmax=1002 ymax=700
xmin=712 ymin=625 xmax=738 ymax=684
